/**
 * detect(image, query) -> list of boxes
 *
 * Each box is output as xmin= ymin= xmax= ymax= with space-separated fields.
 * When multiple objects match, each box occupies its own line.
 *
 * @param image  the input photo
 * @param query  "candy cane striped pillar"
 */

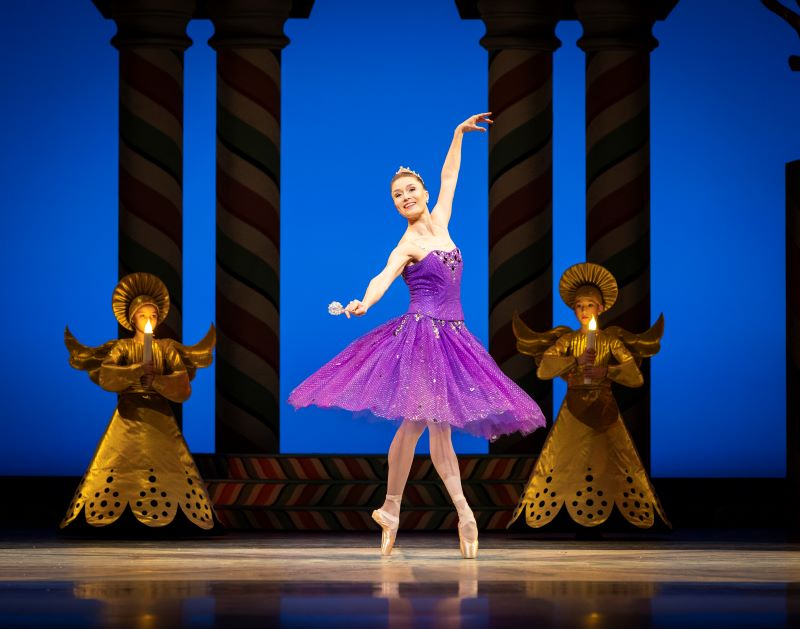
xmin=104 ymin=0 xmax=195 ymax=343
xmin=576 ymin=0 xmax=677 ymax=470
xmin=474 ymin=1 xmax=562 ymax=454
xmin=788 ymin=159 xmax=800 ymax=527
xmin=209 ymin=1 xmax=296 ymax=453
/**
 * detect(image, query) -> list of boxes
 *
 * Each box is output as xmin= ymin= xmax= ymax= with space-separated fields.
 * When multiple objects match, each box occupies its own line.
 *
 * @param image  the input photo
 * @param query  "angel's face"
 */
xmin=573 ymin=298 xmax=603 ymax=329
xmin=132 ymin=305 xmax=158 ymax=335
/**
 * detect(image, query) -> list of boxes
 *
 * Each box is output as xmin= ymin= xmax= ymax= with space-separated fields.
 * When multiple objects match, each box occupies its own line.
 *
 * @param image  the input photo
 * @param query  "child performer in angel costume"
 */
xmin=62 ymin=272 xmax=217 ymax=533
xmin=509 ymin=263 xmax=670 ymax=530
xmin=289 ymin=113 xmax=545 ymax=558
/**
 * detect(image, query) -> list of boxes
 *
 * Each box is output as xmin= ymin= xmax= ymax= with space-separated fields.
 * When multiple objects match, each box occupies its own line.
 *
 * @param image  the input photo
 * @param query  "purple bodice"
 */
xmin=401 ymin=248 xmax=464 ymax=321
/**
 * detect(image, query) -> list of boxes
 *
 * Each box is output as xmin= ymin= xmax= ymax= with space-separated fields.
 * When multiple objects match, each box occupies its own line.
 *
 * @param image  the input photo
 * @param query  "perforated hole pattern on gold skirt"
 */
xmin=62 ymin=466 xmax=213 ymax=527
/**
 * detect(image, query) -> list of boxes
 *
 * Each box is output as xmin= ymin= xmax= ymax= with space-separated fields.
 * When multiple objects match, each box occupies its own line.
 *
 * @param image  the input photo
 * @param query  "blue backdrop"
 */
xmin=0 ymin=0 xmax=794 ymax=477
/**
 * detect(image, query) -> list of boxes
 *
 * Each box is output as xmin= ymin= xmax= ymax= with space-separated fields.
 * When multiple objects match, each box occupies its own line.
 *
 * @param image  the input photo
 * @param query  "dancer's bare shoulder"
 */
xmin=393 ymin=239 xmax=425 ymax=264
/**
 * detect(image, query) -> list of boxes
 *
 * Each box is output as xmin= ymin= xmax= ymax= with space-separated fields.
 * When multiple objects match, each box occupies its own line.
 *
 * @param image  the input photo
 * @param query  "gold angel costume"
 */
xmin=61 ymin=273 xmax=217 ymax=531
xmin=508 ymin=263 xmax=670 ymax=529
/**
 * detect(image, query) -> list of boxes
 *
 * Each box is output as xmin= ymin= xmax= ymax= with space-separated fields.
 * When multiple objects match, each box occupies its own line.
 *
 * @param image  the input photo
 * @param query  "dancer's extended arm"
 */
xmin=431 ymin=112 xmax=493 ymax=228
xmin=344 ymin=244 xmax=415 ymax=317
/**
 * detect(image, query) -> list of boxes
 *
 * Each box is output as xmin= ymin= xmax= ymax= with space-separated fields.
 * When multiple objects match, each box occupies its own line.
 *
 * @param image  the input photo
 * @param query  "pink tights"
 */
xmin=380 ymin=421 xmax=477 ymax=541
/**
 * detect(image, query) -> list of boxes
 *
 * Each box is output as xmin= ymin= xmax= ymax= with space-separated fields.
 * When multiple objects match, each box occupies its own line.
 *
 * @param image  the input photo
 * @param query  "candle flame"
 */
xmin=588 ymin=316 xmax=597 ymax=331
xmin=144 ymin=321 xmax=153 ymax=334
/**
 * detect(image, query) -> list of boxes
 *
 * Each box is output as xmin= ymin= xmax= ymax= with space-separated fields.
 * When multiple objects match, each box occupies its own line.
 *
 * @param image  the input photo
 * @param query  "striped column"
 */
xmin=487 ymin=50 xmax=555 ymax=453
xmin=215 ymin=48 xmax=281 ymax=452
xmin=106 ymin=1 xmax=195 ymax=342
xmin=584 ymin=49 xmax=651 ymax=332
xmin=475 ymin=1 xmax=561 ymax=454
xmin=585 ymin=47 xmax=651 ymax=464
xmin=788 ymin=160 xmax=800 ymax=528
xmin=118 ymin=49 xmax=186 ymax=341
xmin=209 ymin=1 xmax=297 ymax=453
xmin=576 ymin=0 xmax=676 ymax=470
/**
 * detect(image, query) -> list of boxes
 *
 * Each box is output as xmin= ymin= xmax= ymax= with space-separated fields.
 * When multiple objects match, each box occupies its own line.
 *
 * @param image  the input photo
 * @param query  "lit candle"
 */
xmin=142 ymin=320 xmax=153 ymax=364
xmin=584 ymin=316 xmax=597 ymax=385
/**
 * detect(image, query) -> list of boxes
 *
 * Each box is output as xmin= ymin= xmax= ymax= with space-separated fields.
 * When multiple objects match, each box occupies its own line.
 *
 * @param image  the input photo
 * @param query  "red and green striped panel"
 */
xmin=487 ymin=48 xmax=555 ymax=451
xmin=206 ymin=480 xmax=526 ymax=509
xmin=193 ymin=454 xmax=534 ymax=530
xmin=118 ymin=48 xmax=184 ymax=342
xmin=215 ymin=48 xmax=281 ymax=452
xmin=194 ymin=454 xmax=535 ymax=482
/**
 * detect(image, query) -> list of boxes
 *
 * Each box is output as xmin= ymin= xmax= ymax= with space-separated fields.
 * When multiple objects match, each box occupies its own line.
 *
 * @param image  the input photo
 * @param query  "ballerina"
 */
xmin=288 ymin=113 xmax=546 ymax=558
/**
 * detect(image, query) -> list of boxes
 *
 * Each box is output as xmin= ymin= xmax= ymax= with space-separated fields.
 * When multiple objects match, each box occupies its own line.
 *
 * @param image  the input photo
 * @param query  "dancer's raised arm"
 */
xmin=431 ymin=112 xmax=493 ymax=228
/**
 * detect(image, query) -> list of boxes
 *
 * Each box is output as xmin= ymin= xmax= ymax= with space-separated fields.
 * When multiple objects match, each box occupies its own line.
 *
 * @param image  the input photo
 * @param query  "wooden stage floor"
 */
xmin=0 ymin=529 xmax=798 ymax=627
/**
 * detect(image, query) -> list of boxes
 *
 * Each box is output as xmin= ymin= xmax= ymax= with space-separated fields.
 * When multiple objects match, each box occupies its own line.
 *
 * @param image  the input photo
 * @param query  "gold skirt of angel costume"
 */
xmin=509 ymin=386 xmax=669 ymax=529
xmin=60 ymin=391 xmax=214 ymax=530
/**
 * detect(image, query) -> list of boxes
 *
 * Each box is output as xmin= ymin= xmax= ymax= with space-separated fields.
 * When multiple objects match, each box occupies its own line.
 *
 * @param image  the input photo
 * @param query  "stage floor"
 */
xmin=1 ymin=529 xmax=798 ymax=627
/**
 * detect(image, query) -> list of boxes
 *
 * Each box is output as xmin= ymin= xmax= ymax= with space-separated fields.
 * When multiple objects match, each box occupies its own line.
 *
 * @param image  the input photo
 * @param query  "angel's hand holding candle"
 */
xmin=582 ymin=365 xmax=607 ymax=380
xmin=140 ymin=361 xmax=154 ymax=387
xmin=577 ymin=348 xmax=597 ymax=366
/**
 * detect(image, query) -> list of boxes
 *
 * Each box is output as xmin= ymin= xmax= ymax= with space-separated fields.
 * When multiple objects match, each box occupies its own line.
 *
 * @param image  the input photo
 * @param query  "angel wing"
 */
xmin=512 ymin=312 xmax=572 ymax=366
xmin=64 ymin=327 xmax=117 ymax=385
xmin=164 ymin=324 xmax=216 ymax=381
xmin=604 ymin=313 xmax=665 ymax=362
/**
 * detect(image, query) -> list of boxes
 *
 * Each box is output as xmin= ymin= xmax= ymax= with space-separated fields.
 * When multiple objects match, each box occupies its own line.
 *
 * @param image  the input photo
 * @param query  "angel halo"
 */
xmin=112 ymin=272 xmax=170 ymax=331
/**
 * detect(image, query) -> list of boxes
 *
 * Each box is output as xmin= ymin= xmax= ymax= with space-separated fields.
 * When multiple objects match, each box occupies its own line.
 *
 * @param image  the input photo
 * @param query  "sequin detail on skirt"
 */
xmin=288 ymin=311 xmax=544 ymax=438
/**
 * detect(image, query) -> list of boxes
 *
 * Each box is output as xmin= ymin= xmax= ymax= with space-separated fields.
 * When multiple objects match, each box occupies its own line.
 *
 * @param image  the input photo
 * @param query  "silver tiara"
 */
xmin=395 ymin=166 xmax=424 ymax=184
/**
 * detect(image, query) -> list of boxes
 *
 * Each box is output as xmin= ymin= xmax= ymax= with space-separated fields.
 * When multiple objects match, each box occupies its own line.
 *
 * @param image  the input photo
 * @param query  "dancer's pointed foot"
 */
xmin=372 ymin=493 xmax=402 ymax=556
xmin=453 ymin=493 xmax=478 ymax=559
xmin=458 ymin=518 xmax=479 ymax=559
xmin=371 ymin=508 xmax=399 ymax=556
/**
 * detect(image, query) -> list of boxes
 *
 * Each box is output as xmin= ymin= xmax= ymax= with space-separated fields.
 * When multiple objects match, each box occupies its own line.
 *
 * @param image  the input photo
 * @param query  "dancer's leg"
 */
xmin=381 ymin=420 xmax=426 ymax=518
xmin=428 ymin=423 xmax=478 ymax=552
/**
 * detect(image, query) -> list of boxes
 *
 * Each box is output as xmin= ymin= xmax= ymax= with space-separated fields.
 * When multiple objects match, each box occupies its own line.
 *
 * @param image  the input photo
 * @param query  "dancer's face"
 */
xmin=573 ymin=298 xmax=603 ymax=328
xmin=391 ymin=176 xmax=429 ymax=219
xmin=132 ymin=305 xmax=158 ymax=335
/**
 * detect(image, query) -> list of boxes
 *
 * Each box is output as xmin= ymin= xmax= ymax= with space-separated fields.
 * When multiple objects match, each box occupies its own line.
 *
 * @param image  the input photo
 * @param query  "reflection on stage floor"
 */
xmin=0 ymin=530 xmax=797 ymax=628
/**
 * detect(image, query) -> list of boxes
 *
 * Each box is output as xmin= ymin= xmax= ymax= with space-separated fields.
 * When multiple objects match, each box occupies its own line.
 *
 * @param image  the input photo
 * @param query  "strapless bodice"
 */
xmin=401 ymin=248 xmax=464 ymax=321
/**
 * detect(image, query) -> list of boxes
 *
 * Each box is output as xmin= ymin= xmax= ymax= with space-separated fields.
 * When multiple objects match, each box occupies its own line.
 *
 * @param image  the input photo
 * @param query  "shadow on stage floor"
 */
xmin=0 ymin=528 xmax=798 ymax=628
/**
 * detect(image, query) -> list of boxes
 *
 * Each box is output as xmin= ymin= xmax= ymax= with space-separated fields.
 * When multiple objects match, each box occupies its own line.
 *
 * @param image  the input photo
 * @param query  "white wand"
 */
xmin=328 ymin=301 xmax=345 ymax=316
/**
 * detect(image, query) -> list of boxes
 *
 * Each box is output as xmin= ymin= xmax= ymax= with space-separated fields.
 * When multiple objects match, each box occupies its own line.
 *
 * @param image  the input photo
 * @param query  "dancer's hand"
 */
xmin=457 ymin=112 xmax=493 ymax=134
xmin=344 ymin=299 xmax=368 ymax=318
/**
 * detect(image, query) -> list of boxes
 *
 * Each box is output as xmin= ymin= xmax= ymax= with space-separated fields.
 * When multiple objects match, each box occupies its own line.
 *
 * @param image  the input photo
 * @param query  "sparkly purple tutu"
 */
xmin=288 ymin=248 xmax=546 ymax=439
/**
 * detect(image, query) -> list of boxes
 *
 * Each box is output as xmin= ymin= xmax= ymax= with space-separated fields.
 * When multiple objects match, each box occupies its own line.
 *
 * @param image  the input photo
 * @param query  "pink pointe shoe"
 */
xmin=371 ymin=508 xmax=399 ymax=556
xmin=371 ymin=493 xmax=401 ymax=556
xmin=453 ymin=493 xmax=478 ymax=559
xmin=458 ymin=517 xmax=479 ymax=559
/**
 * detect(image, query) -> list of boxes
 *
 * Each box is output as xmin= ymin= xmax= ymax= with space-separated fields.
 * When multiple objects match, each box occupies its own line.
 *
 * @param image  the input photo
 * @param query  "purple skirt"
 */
xmin=288 ymin=312 xmax=546 ymax=440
